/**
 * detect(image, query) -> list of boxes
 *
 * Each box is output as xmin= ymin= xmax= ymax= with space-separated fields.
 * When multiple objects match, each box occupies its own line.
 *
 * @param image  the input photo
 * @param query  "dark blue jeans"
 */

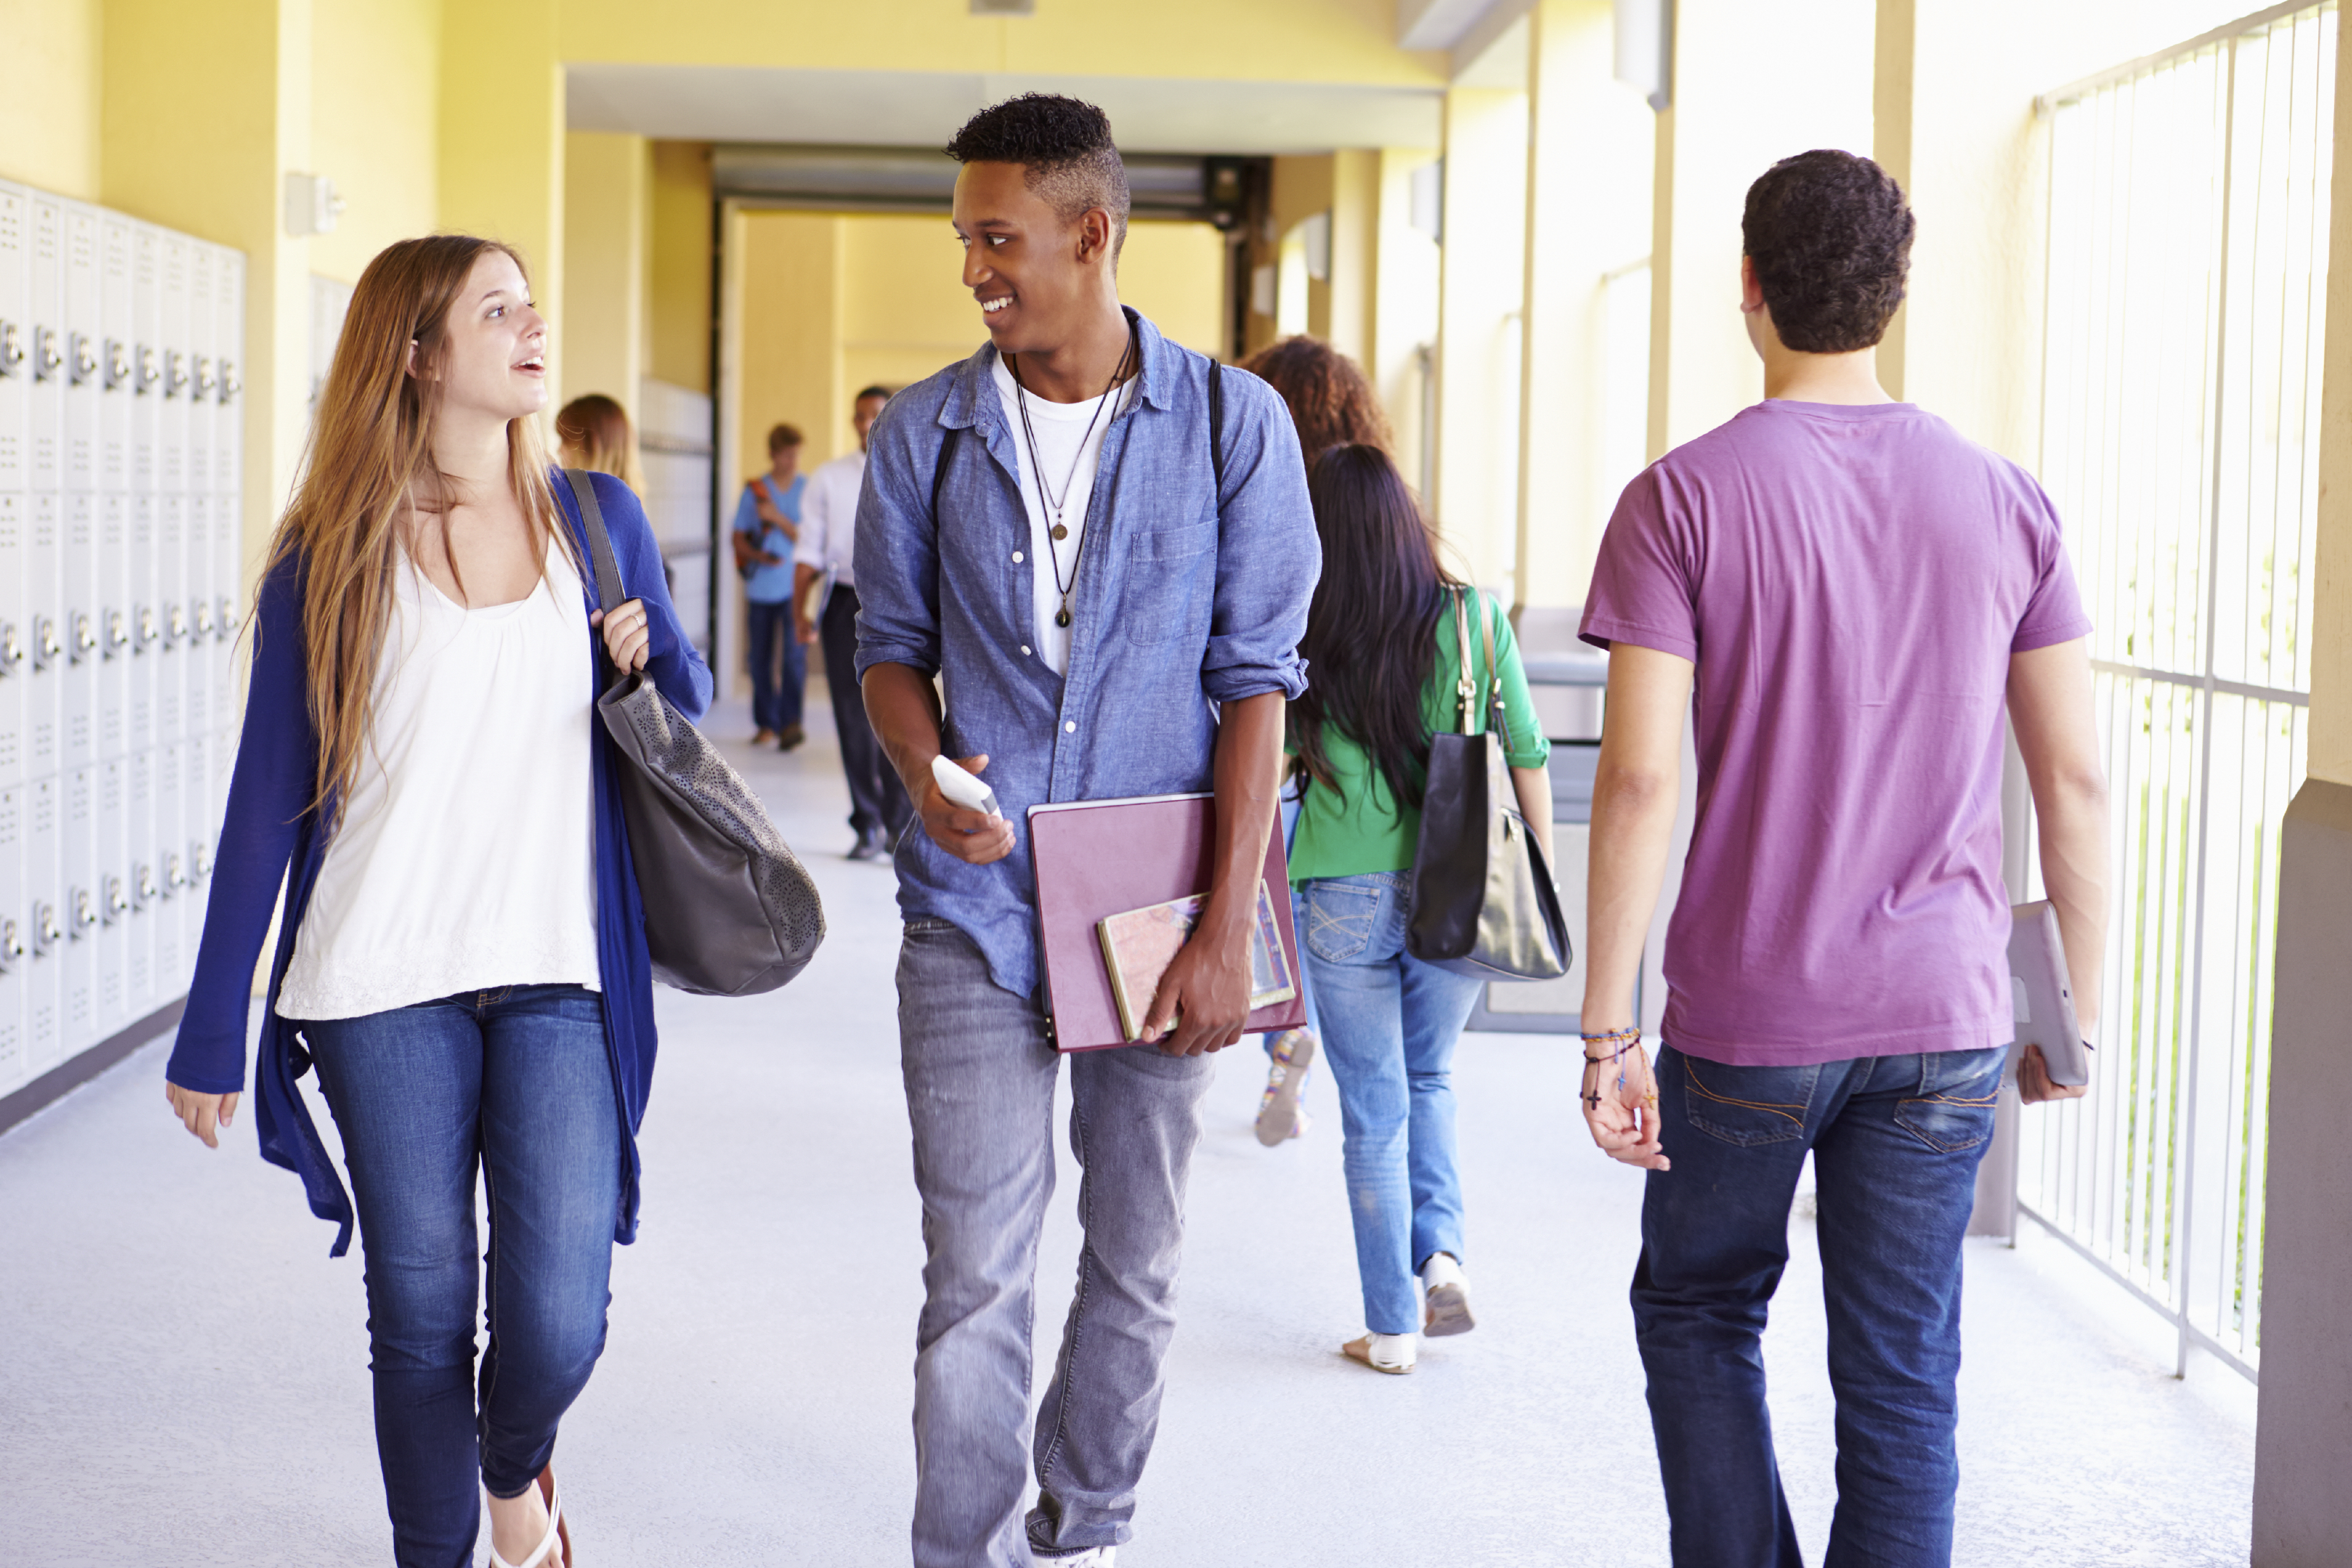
xmin=1632 ymin=1042 xmax=2005 ymax=1568
xmin=304 ymin=984 xmax=622 ymax=1568
xmin=746 ymin=597 xmax=805 ymax=733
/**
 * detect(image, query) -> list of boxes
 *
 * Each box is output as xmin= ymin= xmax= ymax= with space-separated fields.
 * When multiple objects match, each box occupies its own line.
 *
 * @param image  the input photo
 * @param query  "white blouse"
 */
xmin=276 ymin=543 xmax=602 ymax=1021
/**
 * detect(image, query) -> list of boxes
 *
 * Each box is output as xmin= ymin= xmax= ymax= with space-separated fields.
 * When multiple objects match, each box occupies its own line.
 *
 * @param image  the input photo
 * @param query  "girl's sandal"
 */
xmin=488 ymin=1471 xmax=567 ymax=1568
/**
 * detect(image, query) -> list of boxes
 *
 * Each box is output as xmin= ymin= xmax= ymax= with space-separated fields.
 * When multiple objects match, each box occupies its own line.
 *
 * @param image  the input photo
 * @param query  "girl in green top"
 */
xmin=1287 ymin=445 xmax=1553 ymax=1375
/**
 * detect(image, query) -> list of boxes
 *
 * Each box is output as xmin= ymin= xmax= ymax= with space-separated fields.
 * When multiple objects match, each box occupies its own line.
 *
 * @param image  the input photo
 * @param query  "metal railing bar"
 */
xmin=2017 ymin=1200 xmax=2261 ymax=1383
xmin=2037 ymin=0 xmax=2323 ymax=114
xmin=2089 ymin=659 xmax=2310 ymax=704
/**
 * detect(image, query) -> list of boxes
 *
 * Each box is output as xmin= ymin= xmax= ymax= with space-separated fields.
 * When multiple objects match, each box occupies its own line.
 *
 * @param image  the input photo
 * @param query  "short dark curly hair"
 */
xmin=945 ymin=94 xmax=1131 ymax=260
xmin=1741 ymin=150 xmax=1914 ymax=353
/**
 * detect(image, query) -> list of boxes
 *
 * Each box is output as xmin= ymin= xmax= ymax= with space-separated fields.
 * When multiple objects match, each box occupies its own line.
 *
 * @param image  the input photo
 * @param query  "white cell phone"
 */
xmin=931 ymin=754 xmax=1001 ymax=819
xmin=2008 ymin=900 xmax=2092 ymax=1088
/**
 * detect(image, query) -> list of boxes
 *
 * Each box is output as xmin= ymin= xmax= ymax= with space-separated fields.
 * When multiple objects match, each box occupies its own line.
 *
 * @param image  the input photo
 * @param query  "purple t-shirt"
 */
xmin=1580 ymin=400 xmax=2090 ymax=1066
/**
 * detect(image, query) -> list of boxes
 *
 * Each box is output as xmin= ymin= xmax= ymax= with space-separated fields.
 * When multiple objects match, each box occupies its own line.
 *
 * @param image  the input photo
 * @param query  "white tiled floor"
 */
xmin=0 ymin=698 xmax=2256 ymax=1565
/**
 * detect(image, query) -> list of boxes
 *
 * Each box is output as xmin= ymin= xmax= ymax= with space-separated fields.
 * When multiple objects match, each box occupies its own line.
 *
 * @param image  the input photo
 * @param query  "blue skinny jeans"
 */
xmin=1634 ymin=1042 xmax=2005 ymax=1568
xmin=303 ymin=983 xmax=622 ymax=1568
xmin=1297 ymin=871 xmax=1485 ymax=1334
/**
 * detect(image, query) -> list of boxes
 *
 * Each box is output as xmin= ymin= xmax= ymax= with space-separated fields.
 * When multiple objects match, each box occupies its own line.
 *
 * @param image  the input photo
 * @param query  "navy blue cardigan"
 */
xmin=168 ymin=472 xmax=713 ymax=1256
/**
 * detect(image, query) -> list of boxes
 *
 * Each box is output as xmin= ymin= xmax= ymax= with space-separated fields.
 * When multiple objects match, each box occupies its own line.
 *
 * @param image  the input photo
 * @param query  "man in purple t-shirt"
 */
xmin=1575 ymin=151 xmax=2112 ymax=1566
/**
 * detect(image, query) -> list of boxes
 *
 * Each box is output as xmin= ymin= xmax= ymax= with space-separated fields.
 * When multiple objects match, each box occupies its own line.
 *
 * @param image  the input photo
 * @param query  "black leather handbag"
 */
xmin=566 ymin=470 xmax=825 ymax=996
xmin=1404 ymin=585 xmax=1572 ymax=981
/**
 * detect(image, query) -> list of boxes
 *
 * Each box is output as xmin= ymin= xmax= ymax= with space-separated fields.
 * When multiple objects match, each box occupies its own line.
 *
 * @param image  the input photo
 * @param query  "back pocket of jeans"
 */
xmin=1681 ymin=1057 xmax=1818 ymax=1147
xmin=1895 ymin=1054 xmax=2001 ymax=1153
xmin=1303 ymin=879 xmax=1383 ymax=964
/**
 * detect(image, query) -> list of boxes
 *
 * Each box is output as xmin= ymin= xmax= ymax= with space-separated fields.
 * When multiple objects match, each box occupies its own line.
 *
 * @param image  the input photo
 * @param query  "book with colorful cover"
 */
xmin=1096 ymin=879 xmax=1299 ymax=1042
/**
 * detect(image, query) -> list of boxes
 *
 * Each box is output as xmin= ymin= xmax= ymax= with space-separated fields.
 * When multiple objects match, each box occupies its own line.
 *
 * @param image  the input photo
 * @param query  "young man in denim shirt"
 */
xmin=1576 ymin=151 xmax=2111 ymax=1567
xmin=853 ymin=95 xmax=1318 ymax=1568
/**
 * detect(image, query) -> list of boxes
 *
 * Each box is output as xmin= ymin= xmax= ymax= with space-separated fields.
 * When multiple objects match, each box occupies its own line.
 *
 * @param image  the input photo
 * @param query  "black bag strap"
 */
xmin=563 ymin=469 xmax=627 ymax=680
xmin=929 ymin=425 xmax=961 ymax=528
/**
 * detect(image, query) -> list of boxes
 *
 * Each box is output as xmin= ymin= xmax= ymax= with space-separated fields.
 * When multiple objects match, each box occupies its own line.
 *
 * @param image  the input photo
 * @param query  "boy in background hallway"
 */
xmin=734 ymin=421 xmax=807 ymax=748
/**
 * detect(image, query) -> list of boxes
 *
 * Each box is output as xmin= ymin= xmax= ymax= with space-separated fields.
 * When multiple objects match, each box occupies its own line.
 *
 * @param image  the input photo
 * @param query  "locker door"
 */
xmin=214 ymin=247 xmax=242 ymax=519
xmin=158 ymin=234 xmax=188 ymax=504
xmin=130 ymin=225 xmax=158 ymax=496
xmin=0 ymin=180 xmax=26 ymax=493
xmin=95 ymin=754 xmax=124 ymax=1032
xmin=63 ymin=202 xmax=97 ymax=494
xmin=0 ymin=786 xmax=23 ymax=1094
xmin=183 ymin=731 xmax=213 ymax=980
xmin=0 ymin=494 xmax=20 ymax=790
xmin=154 ymin=739 xmax=184 ymax=995
xmin=128 ymin=493 xmax=153 ymax=753
xmin=24 ymin=773 xmax=59 ymax=1072
xmin=184 ymin=493 xmax=208 ymax=738
xmin=27 ymin=491 xmax=58 ymax=777
xmin=97 ymin=493 xmax=125 ymax=758
xmin=124 ymin=746 xmax=152 ymax=1013
xmin=186 ymin=244 xmax=213 ymax=502
xmin=62 ymin=491 xmax=92 ymax=769
xmin=156 ymin=492 xmax=183 ymax=745
xmin=99 ymin=214 xmax=130 ymax=493
xmin=27 ymin=193 xmax=60 ymax=495
xmin=61 ymin=763 xmax=95 ymax=1052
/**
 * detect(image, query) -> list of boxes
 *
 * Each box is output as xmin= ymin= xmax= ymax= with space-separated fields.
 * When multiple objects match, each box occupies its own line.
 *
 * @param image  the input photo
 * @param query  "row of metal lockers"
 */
xmin=0 ymin=178 xmax=245 ymax=1096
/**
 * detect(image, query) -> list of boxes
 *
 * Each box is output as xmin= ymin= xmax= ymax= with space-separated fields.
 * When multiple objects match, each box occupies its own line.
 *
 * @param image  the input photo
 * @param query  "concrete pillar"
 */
xmin=2253 ymin=25 xmax=2352 ymax=1564
xmin=1326 ymin=148 xmax=1380 ymax=368
xmin=562 ymin=132 xmax=650 ymax=413
xmin=1370 ymin=147 xmax=1441 ymax=497
xmin=1514 ymin=0 xmax=1653 ymax=612
xmin=438 ymin=0 xmax=564 ymax=403
xmin=103 ymin=0 xmax=313 ymax=581
xmin=1434 ymin=84 xmax=1528 ymax=592
xmin=1645 ymin=0 xmax=1875 ymax=458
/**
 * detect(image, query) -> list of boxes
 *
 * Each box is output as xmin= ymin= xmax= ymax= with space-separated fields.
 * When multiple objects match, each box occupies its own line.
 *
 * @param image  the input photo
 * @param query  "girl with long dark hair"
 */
xmin=1287 ymin=444 xmax=1553 ymax=1375
xmin=162 ymin=235 xmax=711 ymax=1567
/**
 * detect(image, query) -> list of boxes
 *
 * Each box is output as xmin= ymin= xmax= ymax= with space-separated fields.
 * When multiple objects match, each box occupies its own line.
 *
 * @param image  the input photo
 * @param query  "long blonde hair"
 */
xmin=555 ymin=393 xmax=642 ymax=491
xmin=266 ymin=234 xmax=571 ymax=816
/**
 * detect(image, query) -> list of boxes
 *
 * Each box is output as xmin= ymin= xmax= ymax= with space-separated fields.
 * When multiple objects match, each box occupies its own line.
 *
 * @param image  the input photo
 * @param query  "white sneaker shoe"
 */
xmin=1342 ymin=1330 xmax=1418 ymax=1374
xmin=1421 ymin=1252 xmax=1476 ymax=1337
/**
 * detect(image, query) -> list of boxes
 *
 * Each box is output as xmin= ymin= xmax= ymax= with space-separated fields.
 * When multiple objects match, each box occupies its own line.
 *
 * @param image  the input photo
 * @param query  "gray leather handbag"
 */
xmin=1404 ymin=585 xmax=1571 ymax=981
xmin=565 ymin=470 xmax=825 ymax=996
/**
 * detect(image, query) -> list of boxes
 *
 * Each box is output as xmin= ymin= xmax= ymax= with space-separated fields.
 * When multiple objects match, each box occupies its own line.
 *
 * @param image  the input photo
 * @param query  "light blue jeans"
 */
xmin=896 ymin=917 xmax=1216 ymax=1566
xmin=1298 ymin=871 xmax=1486 ymax=1335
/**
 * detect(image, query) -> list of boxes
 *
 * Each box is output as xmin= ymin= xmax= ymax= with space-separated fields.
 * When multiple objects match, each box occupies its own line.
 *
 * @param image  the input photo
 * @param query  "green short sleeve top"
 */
xmin=1287 ymin=589 xmax=1552 ymax=883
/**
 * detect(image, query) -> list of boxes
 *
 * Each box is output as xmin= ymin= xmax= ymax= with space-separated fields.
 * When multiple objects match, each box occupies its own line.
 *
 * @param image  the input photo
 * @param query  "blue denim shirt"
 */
xmin=853 ymin=309 xmax=1320 ymax=1000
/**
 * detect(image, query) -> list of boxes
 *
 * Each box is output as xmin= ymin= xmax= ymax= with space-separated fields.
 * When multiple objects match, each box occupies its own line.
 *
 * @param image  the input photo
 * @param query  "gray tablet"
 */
xmin=2008 ymin=900 xmax=2092 ymax=1088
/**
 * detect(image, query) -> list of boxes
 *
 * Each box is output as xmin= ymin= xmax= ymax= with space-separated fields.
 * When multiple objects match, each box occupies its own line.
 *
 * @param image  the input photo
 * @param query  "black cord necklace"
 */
xmin=1013 ymin=326 xmax=1135 ymax=630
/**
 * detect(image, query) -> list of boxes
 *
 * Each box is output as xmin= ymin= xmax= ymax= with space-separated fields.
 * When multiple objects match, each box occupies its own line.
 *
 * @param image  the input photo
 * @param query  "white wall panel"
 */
xmin=130 ymin=225 xmax=157 ymax=494
xmin=0 ymin=494 xmax=21 ymax=791
xmin=100 ymin=216 xmax=129 ymax=492
xmin=97 ymin=493 xmax=124 ymax=758
xmin=156 ymin=493 xmax=183 ymax=745
xmin=27 ymin=491 xmax=58 ymax=777
xmin=128 ymin=493 xmax=152 ymax=753
xmin=153 ymin=740 xmax=185 ymax=995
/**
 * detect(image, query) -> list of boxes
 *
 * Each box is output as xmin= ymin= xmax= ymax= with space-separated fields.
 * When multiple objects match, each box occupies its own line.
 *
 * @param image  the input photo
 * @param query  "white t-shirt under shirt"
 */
xmin=990 ymin=350 xmax=1136 ymax=677
xmin=277 ymin=542 xmax=602 ymax=1020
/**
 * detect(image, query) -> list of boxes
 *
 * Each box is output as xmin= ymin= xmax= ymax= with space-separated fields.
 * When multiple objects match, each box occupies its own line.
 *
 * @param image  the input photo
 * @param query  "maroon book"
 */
xmin=1029 ymin=792 xmax=1306 ymax=1053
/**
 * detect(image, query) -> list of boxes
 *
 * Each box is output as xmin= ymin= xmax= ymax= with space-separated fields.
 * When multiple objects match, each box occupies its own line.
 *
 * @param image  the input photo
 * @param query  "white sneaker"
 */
xmin=1342 ymin=1330 xmax=1418 ymax=1374
xmin=1421 ymin=1252 xmax=1476 ymax=1337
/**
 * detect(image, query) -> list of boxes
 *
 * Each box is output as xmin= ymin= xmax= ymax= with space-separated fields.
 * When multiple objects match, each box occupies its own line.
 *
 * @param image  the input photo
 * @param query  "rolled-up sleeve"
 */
xmin=852 ymin=399 xmax=944 ymax=679
xmin=1202 ymin=371 xmax=1318 ymax=704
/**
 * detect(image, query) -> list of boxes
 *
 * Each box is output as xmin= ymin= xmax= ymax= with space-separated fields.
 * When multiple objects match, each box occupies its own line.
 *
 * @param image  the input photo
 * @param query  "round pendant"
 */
xmin=1052 ymin=522 xmax=1070 ymax=541
xmin=1054 ymin=606 xmax=1072 ymax=629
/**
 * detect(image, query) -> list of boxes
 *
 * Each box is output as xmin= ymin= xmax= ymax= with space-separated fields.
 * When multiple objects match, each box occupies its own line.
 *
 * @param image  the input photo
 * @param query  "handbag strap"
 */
xmin=1477 ymin=590 xmax=1513 ymax=752
xmin=1450 ymin=584 xmax=1478 ymax=736
xmin=563 ymin=469 xmax=627 ymax=680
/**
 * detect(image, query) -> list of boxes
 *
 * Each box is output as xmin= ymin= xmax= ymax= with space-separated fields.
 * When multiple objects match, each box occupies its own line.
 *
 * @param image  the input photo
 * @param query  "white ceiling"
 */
xmin=566 ymin=64 xmax=1444 ymax=155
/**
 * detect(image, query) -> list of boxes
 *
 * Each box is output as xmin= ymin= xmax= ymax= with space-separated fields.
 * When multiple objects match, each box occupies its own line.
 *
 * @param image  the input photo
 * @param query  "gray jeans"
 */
xmin=898 ymin=918 xmax=1216 ymax=1566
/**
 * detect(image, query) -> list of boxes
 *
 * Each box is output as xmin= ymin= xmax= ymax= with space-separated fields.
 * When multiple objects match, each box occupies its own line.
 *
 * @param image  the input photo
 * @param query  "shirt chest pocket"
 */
xmin=1124 ymin=521 xmax=1217 ymax=645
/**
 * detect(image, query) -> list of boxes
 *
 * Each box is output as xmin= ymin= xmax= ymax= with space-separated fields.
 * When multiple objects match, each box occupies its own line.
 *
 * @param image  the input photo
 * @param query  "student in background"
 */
xmin=732 ymin=423 xmax=807 ymax=748
xmin=1234 ymin=335 xmax=1394 ymax=1146
xmin=1578 ymin=151 xmax=2108 ymax=1567
xmin=554 ymin=392 xmax=642 ymax=492
xmin=163 ymin=234 xmax=711 ymax=1568
xmin=1287 ymin=442 xmax=1551 ymax=1376
xmin=795 ymin=385 xmax=913 ymax=860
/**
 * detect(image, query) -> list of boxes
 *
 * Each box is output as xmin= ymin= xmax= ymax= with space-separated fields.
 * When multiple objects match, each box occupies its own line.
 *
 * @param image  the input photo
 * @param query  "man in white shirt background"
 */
xmin=796 ymin=385 xmax=912 ymax=860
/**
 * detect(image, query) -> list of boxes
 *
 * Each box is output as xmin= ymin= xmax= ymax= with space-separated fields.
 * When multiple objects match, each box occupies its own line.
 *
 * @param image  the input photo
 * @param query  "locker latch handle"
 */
xmin=219 ymin=360 xmax=240 ymax=403
xmin=164 ymin=854 xmax=186 ymax=896
xmin=194 ymin=356 xmax=216 ymax=400
xmin=69 ymin=612 xmax=95 ymax=664
xmin=104 ymin=610 xmax=128 ymax=659
xmin=33 ymin=326 xmax=63 ymax=382
xmin=216 ymin=596 xmax=236 ymax=641
xmin=133 ymin=865 xmax=156 ymax=907
xmin=0 ymin=918 xmax=21 ymax=971
xmin=104 ymin=338 xmax=129 ymax=391
xmin=31 ymin=617 xmax=59 ymax=672
xmin=136 ymin=345 xmax=159 ymax=395
xmin=102 ymin=875 xmax=127 ymax=925
xmin=0 ymin=622 xmax=22 ymax=673
xmin=165 ymin=350 xmax=188 ymax=399
xmin=192 ymin=600 xmax=215 ymax=640
xmin=69 ymin=332 xmax=98 ymax=387
xmin=135 ymin=606 xmax=158 ymax=652
xmin=190 ymin=842 xmax=212 ymax=884
xmin=0 ymin=321 xmax=22 ymax=379
xmin=166 ymin=603 xmax=188 ymax=646
xmin=31 ymin=901 xmax=60 ymax=956
xmin=69 ymin=888 xmax=97 ymax=937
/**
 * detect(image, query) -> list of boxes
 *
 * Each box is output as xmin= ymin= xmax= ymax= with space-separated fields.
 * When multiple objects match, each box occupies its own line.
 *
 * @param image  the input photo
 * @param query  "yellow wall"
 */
xmin=0 ymin=0 xmax=102 ymax=199
xmin=1435 ymin=85 xmax=1528 ymax=592
xmin=563 ymin=130 xmax=650 ymax=409
xmin=309 ymin=0 xmax=440 ymax=286
xmin=648 ymin=141 xmax=713 ymax=390
xmin=438 ymin=0 xmax=565 ymax=396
